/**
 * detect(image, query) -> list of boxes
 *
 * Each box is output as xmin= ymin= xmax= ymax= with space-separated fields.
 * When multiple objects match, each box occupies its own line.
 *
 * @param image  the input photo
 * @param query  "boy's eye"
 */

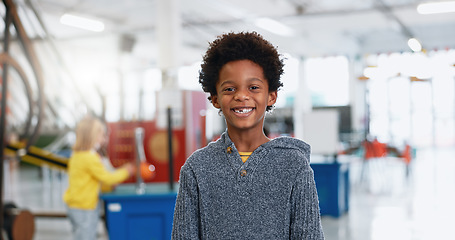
xmin=223 ymin=87 xmax=235 ymax=92
xmin=250 ymin=86 xmax=260 ymax=90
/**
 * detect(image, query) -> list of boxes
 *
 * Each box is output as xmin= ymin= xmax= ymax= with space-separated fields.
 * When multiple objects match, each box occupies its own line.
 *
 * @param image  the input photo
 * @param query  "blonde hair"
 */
xmin=73 ymin=117 xmax=105 ymax=151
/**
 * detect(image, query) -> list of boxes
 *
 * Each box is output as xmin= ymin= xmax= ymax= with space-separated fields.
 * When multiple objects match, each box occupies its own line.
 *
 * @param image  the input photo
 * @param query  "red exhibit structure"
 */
xmin=106 ymin=90 xmax=207 ymax=184
xmin=107 ymin=120 xmax=185 ymax=183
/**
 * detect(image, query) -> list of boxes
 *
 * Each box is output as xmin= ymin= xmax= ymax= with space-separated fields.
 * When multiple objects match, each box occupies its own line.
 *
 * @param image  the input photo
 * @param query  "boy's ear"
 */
xmin=210 ymin=95 xmax=221 ymax=109
xmin=268 ymin=91 xmax=277 ymax=106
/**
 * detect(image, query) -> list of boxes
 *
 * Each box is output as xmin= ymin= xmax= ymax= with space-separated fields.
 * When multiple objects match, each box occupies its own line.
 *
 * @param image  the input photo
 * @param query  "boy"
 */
xmin=172 ymin=32 xmax=324 ymax=239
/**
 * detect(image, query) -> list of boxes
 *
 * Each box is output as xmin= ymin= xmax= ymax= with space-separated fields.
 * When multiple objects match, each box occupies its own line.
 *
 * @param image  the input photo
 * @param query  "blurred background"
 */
xmin=1 ymin=0 xmax=455 ymax=239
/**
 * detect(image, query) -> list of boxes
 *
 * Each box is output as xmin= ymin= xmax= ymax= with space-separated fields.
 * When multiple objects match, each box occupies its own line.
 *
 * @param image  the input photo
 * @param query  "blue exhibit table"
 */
xmin=101 ymin=184 xmax=178 ymax=240
xmin=311 ymin=161 xmax=349 ymax=217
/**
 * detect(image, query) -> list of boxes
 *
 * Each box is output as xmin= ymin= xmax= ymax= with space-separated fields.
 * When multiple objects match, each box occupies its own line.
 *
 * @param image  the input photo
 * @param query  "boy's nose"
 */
xmin=234 ymin=89 xmax=250 ymax=101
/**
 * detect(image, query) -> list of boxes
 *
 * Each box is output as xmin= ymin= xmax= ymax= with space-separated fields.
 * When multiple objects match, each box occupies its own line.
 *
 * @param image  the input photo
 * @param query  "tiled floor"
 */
xmin=3 ymin=147 xmax=455 ymax=240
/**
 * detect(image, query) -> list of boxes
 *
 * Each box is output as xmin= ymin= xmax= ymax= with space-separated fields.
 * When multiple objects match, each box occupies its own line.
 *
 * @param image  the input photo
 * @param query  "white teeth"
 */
xmin=234 ymin=108 xmax=253 ymax=113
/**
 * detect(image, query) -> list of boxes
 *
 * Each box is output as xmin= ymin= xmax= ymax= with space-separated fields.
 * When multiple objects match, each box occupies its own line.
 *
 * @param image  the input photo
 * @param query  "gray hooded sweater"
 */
xmin=172 ymin=132 xmax=324 ymax=240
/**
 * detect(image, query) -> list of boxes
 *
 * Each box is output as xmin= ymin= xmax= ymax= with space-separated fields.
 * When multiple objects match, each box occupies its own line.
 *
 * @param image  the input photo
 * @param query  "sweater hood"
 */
xmin=213 ymin=131 xmax=311 ymax=155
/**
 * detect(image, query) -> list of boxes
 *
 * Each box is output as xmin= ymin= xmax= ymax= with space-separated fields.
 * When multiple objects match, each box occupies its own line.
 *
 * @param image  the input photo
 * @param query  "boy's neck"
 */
xmin=228 ymin=128 xmax=269 ymax=152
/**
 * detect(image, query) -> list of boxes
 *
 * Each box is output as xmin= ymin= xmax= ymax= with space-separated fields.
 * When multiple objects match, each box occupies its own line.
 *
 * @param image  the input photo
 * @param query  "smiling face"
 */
xmin=211 ymin=60 xmax=277 ymax=135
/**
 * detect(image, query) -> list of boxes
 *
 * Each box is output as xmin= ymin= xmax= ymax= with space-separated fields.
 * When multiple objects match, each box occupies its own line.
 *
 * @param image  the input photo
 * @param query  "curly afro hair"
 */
xmin=199 ymin=32 xmax=284 ymax=111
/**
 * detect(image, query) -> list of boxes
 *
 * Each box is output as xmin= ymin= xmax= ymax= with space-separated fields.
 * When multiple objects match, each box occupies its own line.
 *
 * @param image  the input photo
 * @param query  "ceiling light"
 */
xmin=417 ymin=1 xmax=455 ymax=14
xmin=60 ymin=13 xmax=105 ymax=32
xmin=407 ymin=38 xmax=422 ymax=52
xmin=254 ymin=18 xmax=294 ymax=37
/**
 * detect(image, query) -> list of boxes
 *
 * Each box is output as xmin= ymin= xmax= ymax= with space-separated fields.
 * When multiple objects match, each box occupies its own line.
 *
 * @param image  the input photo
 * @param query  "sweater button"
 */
xmin=226 ymin=147 xmax=233 ymax=154
xmin=240 ymin=169 xmax=247 ymax=176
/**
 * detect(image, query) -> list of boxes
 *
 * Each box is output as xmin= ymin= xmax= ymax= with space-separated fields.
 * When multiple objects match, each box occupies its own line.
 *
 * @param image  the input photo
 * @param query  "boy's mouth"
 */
xmin=232 ymin=107 xmax=254 ymax=114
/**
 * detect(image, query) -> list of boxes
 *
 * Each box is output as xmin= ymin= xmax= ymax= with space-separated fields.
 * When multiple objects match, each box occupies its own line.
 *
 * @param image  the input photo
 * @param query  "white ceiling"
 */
xmin=2 ymin=0 xmax=455 ymax=131
xmin=19 ymin=0 xmax=455 ymax=66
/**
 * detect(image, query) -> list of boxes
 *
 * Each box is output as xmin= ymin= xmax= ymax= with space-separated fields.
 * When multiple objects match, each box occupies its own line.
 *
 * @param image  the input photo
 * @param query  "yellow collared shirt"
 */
xmin=238 ymin=151 xmax=252 ymax=163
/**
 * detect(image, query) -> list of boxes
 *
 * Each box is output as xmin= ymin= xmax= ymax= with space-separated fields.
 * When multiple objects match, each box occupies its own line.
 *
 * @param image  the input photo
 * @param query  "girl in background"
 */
xmin=63 ymin=116 xmax=135 ymax=240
